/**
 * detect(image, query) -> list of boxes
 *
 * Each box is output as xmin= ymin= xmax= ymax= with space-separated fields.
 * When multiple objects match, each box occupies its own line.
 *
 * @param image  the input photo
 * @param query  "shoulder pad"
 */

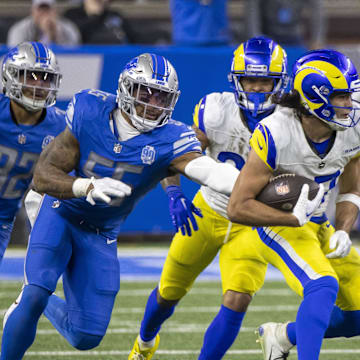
xmin=193 ymin=92 xmax=227 ymax=134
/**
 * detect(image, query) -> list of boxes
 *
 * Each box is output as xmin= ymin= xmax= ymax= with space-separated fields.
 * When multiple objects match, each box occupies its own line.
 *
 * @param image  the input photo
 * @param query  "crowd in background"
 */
xmin=1 ymin=0 xmax=328 ymax=49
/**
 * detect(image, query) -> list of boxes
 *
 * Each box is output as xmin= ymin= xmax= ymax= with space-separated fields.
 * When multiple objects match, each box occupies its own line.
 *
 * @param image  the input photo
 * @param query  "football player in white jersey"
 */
xmin=129 ymin=36 xmax=289 ymax=360
xmin=228 ymin=49 xmax=360 ymax=360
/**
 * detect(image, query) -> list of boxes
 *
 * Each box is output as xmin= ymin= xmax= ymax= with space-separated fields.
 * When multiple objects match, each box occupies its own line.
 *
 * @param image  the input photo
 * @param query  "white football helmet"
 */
xmin=2 ymin=42 xmax=62 ymax=112
xmin=117 ymin=53 xmax=180 ymax=132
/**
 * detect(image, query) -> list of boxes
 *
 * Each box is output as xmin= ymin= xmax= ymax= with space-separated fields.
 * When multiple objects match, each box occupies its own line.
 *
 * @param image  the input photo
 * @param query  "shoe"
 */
xmin=255 ymin=322 xmax=293 ymax=360
xmin=128 ymin=334 xmax=160 ymax=360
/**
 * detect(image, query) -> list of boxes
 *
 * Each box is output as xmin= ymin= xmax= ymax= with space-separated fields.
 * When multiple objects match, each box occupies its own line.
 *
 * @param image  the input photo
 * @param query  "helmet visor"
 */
xmin=132 ymin=83 xmax=178 ymax=110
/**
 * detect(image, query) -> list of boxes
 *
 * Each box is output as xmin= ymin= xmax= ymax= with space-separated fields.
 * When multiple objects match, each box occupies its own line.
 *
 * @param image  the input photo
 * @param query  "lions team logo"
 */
xmin=42 ymin=135 xmax=55 ymax=149
xmin=141 ymin=145 xmax=156 ymax=165
xmin=125 ymin=57 xmax=139 ymax=73
xmin=275 ymin=181 xmax=290 ymax=196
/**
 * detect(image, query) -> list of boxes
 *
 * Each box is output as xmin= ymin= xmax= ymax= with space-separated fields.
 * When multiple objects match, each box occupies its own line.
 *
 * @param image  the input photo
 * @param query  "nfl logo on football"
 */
xmin=275 ymin=181 xmax=290 ymax=196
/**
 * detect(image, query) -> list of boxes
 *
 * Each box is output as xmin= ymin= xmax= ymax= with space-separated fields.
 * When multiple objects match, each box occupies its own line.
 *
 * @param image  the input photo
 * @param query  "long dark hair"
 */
xmin=272 ymin=90 xmax=311 ymax=117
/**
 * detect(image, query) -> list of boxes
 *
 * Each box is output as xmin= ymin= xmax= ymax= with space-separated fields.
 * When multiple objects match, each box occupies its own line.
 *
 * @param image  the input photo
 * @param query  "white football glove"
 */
xmin=292 ymin=183 xmax=324 ymax=226
xmin=85 ymin=177 xmax=132 ymax=205
xmin=326 ymin=230 xmax=352 ymax=259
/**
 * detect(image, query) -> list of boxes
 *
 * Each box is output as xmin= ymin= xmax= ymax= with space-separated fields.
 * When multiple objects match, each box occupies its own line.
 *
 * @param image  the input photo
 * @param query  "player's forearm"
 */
xmin=33 ymin=163 xmax=77 ymax=199
xmin=335 ymin=201 xmax=359 ymax=233
xmin=227 ymin=198 xmax=299 ymax=227
xmin=160 ymin=174 xmax=180 ymax=191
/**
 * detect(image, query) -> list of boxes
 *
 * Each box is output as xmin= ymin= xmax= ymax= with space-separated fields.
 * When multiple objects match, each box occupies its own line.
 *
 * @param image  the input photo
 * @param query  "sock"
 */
xmin=325 ymin=307 xmax=360 ymax=338
xmin=286 ymin=321 xmax=296 ymax=345
xmin=140 ymin=287 xmax=176 ymax=342
xmin=1 ymin=284 xmax=50 ymax=360
xmin=44 ymin=294 xmax=102 ymax=350
xmin=296 ymin=276 xmax=338 ymax=360
xmin=286 ymin=307 xmax=360 ymax=345
xmin=138 ymin=337 xmax=156 ymax=349
xmin=198 ymin=305 xmax=245 ymax=360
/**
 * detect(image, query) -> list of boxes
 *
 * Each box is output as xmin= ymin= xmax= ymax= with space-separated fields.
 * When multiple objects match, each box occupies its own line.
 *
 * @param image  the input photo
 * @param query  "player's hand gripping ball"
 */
xmin=256 ymin=174 xmax=320 ymax=212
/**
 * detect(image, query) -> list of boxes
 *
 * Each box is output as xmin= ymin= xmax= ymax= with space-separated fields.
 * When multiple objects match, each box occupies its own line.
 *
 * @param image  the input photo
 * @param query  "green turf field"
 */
xmin=0 ymin=280 xmax=359 ymax=359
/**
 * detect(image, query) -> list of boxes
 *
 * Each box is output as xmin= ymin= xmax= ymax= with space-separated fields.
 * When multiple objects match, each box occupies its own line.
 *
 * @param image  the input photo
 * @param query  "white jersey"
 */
xmin=193 ymin=92 xmax=252 ymax=218
xmin=250 ymin=106 xmax=360 ymax=218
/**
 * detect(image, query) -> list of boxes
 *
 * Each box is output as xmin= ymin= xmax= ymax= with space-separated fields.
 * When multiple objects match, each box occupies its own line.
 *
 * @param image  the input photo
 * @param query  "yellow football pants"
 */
xmin=159 ymin=191 xmax=360 ymax=311
xmin=159 ymin=191 xmax=267 ymax=300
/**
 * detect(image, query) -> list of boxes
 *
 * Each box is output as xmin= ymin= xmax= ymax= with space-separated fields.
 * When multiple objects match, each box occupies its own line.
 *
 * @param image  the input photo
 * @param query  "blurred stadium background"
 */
xmin=0 ymin=0 xmax=360 ymax=246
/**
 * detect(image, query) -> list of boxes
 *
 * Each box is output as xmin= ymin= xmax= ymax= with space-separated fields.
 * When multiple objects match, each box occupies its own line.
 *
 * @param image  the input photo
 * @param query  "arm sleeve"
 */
xmin=184 ymin=155 xmax=239 ymax=196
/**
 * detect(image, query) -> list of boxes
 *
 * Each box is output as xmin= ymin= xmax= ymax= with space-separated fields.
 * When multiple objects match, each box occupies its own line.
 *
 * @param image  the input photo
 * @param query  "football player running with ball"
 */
xmin=1 ymin=53 xmax=240 ymax=359
xmin=0 ymin=41 xmax=65 ymax=265
xmin=228 ymin=49 xmax=360 ymax=360
xmin=129 ymin=37 xmax=291 ymax=360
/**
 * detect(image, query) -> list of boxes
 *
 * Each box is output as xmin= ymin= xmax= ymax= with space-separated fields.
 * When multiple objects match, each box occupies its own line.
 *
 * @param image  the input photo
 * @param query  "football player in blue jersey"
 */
xmin=228 ymin=49 xmax=360 ymax=360
xmin=1 ymin=52 xmax=240 ymax=359
xmin=129 ymin=37 xmax=290 ymax=360
xmin=0 ymin=41 xmax=65 ymax=265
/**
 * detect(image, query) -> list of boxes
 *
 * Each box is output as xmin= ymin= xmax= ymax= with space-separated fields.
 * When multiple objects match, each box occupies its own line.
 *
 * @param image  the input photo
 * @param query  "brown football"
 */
xmin=256 ymin=174 xmax=320 ymax=212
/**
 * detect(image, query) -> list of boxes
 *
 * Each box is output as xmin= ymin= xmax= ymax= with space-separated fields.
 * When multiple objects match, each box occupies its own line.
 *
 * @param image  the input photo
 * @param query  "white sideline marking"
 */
xmin=0 ymin=288 xmax=294 ymax=299
xmin=0 ymin=326 xmax=355 ymax=343
xmin=112 ymin=305 xmax=299 ymax=314
xmin=115 ymin=288 xmax=294 ymax=296
xmin=2 ymin=326 xmax=257 ymax=335
xmin=0 ymin=304 xmax=299 ymax=316
xmin=8 ymin=349 xmax=360 ymax=356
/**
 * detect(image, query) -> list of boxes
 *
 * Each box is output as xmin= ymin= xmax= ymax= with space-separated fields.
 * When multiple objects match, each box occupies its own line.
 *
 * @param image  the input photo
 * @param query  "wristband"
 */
xmin=336 ymin=193 xmax=360 ymax=210
xmin=72 ymin=177 xmax=93 ymax=198
xmin=165 ymin=185 xmax=181 ymax=195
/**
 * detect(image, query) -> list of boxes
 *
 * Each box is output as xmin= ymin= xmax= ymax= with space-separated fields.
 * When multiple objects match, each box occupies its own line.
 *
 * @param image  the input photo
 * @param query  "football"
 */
xmin=256 ymin=173 xmax=320 ymax=212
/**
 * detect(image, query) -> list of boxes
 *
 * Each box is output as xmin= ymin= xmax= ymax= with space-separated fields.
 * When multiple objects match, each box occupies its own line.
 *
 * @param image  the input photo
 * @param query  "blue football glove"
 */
xmin=166 ymin=185 xmax=203 ymax=236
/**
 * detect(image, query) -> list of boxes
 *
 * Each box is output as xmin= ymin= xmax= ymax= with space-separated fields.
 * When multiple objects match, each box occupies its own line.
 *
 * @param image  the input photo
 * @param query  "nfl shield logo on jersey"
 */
xmin=141 ymin=145 xmax=156 ymax=165
xmin=42 ymin=135 xmax=55 ymax=149
xmin=18 ymin=134 xmax=26 ymax=144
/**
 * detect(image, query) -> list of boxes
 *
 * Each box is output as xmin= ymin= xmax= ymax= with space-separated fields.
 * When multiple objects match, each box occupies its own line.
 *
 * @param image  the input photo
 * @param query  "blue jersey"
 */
xmin=62 ymin=89 xmax=201 ymax=237
xmin=0 ymin=94 xmax=66 ymax=222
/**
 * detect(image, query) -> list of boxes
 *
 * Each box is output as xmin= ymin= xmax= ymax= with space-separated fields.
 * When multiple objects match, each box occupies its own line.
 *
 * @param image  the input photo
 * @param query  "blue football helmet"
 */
xmin=117 ymin=53 xmax=180 ymax=133
xmin=228 ymin=36 xmax=288 ymax=116
xmin=2 ymin=42 xmax=62 ymax=112
xmin=292 ymin=49 xmax=360 ymax=131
